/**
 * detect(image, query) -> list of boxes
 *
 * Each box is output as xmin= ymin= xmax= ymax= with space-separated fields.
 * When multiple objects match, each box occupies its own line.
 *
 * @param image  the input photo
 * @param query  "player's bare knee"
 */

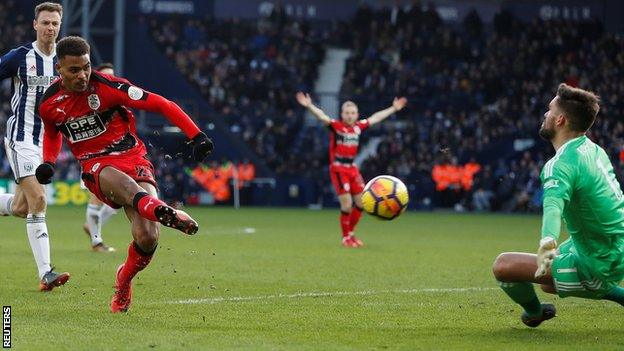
xmin=134 ymin=230 xmax=158 ymax=251
xmin=116 ymin=179 xmax=142 ymax=205
xmin=492 ymin=253 xmax=512 ymax=280
xmin=28 ymin=193 xmax=47 ymax=213
xmin=133 ymin=223 xmax=160 ymax=248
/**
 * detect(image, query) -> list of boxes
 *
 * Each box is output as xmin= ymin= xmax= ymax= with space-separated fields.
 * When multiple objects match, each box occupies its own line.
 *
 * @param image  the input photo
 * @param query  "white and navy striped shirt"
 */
xmin=0 ymin=41 xmax=57 ymax=146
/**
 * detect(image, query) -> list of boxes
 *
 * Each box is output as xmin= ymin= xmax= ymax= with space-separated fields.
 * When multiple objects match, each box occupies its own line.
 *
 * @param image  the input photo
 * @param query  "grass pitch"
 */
xmin=0 ymin=207 xmax=621 ymax=350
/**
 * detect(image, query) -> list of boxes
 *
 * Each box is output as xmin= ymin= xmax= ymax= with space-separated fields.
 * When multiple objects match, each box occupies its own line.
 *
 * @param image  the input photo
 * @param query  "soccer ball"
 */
xmin=361 ymin=175 xmax=409 ymax=220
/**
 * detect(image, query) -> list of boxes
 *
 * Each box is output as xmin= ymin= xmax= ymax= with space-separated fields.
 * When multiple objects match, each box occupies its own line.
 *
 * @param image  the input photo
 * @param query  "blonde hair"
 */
xmin=35 ymin=2 xmax=63 ymax=20
xmin=341 ymin=101 xmax=358 ymax=112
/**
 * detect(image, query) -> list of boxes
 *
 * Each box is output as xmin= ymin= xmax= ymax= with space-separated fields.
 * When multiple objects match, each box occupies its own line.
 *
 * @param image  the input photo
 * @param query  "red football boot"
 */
xmin=155 ymin=206 xmax=198 ymax=235
xmin=350 ymin=235 xmax=364 ymax=247
xmin=342 ymin=236 xmax=359 ymax=248
xmin=111 ymin=264 xmax=132 ymax=313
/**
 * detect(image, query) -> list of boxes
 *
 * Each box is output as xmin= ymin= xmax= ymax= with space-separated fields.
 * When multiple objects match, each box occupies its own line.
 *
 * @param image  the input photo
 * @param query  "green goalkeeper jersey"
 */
xmin=541 ymin=135 xmax=624 ymax=283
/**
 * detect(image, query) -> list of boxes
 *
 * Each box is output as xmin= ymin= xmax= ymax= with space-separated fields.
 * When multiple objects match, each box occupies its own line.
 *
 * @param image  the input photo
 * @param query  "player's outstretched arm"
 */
xmin=123 ymin=90 xmax=201 ymax=138
xmin=367 ymin=97 xmax=407 ymax=126
xmin=296 ymin=92 xmax=331 ymax=125
xmin=119 ymin=88 xmax=214 ymax=161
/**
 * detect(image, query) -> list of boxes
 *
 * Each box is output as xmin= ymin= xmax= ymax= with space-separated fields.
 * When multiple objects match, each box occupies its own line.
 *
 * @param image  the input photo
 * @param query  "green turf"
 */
xmin=0 ymin=207 xmax=621 ymax=350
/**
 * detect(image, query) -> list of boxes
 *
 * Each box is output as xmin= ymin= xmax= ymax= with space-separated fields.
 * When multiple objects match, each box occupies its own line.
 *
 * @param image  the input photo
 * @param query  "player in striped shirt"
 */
xmin=296 ymin=92 xmax=407 ymax=247
xmin=493 ymin=84 xmax=624 ymax=327
xmin=0 ymin=2 xmax=69 ymax=291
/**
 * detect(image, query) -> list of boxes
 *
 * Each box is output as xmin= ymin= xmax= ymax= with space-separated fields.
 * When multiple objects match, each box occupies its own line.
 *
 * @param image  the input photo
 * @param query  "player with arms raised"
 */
xmin=493 ymin=84 xmax=624 ymax=327
xmin=296 ymin=92 xmax=407 ymax=247
xmin=36 ymin=36 xmax=213 ymax=312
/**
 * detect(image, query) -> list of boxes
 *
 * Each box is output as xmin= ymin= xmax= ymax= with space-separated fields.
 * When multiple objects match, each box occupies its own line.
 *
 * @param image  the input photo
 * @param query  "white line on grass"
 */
xmin=168 ymin=287 xmax=498 ymax=305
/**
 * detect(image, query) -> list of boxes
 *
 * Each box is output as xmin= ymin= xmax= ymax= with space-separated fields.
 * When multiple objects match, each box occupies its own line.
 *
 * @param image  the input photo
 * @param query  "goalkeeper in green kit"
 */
xmin=492 ymin=83 xmax=624 ymax=327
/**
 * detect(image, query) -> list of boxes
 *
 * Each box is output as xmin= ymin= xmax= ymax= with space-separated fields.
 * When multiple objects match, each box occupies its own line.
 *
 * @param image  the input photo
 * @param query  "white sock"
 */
xmin=0 ymin=193 xmax=14 ymax=216
xmin=99 ymin=205 xmax=117 ymax=226
xmin=86 ymin=204 xmax=103 ymax=246
xmin=26 ymin=213 xmax=51 ymax=279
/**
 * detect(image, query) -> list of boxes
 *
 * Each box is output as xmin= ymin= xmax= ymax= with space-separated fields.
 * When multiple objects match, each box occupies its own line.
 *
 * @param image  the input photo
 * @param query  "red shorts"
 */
xmin=80 ymin=151 xmax=157 ymax=209
xmin=329 ymin=165 xmax=365 ymax=195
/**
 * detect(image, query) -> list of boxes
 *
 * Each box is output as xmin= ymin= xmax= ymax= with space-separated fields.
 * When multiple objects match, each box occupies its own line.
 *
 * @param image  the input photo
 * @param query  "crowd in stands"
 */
xmin=148 ymin=14 xmax=325 ymax=173
xmin=1 ymin=2 xmax=624 ymax=212
xmin=336 ymin=3 xmax=624 ymax=212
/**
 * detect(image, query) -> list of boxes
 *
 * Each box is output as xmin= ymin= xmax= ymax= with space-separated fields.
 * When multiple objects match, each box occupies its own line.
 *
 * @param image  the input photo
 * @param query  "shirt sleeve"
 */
xmin=357 ymin=119 xmax=370 ymax=132
xmin=0 ymin=49 xmax=20 ymax=81
xmin=540 ymin=159 xmax=575 ymax=240
xmin=40 ymin=105 xmax=63 ymax=164
xmin=112 ymin=82 xmax=201 ymax=139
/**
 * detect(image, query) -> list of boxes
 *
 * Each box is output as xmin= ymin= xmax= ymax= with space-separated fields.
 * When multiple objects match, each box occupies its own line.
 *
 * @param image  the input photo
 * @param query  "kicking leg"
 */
xmin=492 ymin=252 xmax=557 ymax=327
xmin=98 ymin=166 xmax=197 ymax=234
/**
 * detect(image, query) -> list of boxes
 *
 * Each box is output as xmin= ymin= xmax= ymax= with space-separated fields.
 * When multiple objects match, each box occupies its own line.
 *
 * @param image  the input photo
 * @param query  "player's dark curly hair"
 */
xmin=556 ymin=83 xmax=600 ymax=132
xmin=56 ymin=36 xmax=90 ymax=60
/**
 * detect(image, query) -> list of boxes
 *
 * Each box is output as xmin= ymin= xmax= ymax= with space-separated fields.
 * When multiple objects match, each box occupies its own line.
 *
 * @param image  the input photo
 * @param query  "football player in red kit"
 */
xmin=36 ymin=36 xmax=213 ymax=312
xmin=296 ymin=92 xmax=407 ymax=247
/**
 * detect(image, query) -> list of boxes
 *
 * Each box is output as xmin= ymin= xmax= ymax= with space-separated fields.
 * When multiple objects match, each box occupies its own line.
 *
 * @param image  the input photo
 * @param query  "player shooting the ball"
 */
xmin=36 ymin=36 xmax=213 ymax=313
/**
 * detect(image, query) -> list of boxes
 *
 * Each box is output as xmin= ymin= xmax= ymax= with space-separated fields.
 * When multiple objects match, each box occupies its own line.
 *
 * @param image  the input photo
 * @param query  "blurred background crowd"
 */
xmin=1 ymin=0 xmax=623 ymax=211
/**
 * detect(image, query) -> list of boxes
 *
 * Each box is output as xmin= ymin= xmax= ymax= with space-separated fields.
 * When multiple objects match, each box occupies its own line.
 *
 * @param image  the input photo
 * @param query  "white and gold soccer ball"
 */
xmin=361 ymin=175 xmax=409 ymax=220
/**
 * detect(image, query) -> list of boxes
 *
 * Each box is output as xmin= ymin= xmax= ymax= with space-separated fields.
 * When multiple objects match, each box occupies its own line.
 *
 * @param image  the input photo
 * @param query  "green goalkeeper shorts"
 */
xmin=551 ymin=239 xmax=615 ymax=299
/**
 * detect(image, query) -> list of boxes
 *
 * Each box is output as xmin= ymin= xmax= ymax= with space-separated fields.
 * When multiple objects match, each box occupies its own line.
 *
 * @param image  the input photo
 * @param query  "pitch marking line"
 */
xmin=169 ymin=287 xmax=498 ymax=305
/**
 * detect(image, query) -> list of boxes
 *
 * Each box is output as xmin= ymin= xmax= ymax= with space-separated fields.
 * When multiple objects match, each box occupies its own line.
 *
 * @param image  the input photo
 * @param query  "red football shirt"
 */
xmin=38 ymin=71 xmax=200 ymax=163
xmin=327 ymin=119 xmax=369 ymax=169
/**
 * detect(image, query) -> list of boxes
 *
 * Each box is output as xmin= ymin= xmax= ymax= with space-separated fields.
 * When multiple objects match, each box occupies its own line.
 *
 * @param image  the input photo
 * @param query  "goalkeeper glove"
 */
xmin=534 ymin=237 xmax=557 ymax=279
xmin=35 ymin=162 xmax=55 ymax=184
xmin=188 ymin=132 xmax=214 ymax=162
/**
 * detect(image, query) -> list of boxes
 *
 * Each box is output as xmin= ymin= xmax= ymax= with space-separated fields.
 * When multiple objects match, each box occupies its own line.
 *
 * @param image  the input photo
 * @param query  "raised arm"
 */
xmin=296 ymin=92 xmax=331 ymax=125
xmin=366 ymin=97 xmax=407 ymax=126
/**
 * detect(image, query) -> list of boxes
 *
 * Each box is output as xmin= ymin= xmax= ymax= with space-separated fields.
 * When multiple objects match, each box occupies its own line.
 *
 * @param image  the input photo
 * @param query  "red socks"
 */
xmin=340 ymin=211 xmax=351 ymax=237
xmin=133 ymin=192 xmax=166 ymax=222
xmin=118 ymin=242 xmax=154 ymax=285
xmin=349 ymin=206 xmax=363 ymax=233
xmin=340 ymin=206 xmax=363 ymax=237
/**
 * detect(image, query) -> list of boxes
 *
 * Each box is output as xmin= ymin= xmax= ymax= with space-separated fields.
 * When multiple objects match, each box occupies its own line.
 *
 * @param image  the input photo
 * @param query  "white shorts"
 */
xmin=4 ymin=139 xmax=42 ymax=183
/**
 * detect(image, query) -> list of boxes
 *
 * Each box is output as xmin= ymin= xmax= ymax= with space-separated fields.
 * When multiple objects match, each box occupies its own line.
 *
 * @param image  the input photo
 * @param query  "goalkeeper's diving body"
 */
xmin=492 ymin=83 xmax=624 ymax=327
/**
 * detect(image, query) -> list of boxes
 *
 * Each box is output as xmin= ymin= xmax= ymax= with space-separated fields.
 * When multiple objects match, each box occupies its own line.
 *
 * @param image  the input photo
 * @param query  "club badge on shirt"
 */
xmin=88 ymin=94 xmax=101 ymax=110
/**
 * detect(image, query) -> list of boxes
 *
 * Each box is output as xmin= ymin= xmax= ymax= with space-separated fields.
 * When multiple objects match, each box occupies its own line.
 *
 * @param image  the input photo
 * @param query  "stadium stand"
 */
xmin=2 ymin=2 xmax=623 ymax=211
